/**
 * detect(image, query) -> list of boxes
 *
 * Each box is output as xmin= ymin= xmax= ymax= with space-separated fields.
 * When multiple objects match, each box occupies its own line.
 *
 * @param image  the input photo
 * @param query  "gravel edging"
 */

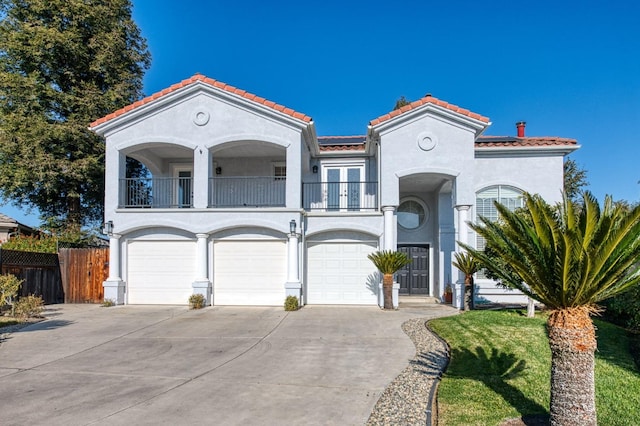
xmin=367 ymin=317 xmax=450 ymax=425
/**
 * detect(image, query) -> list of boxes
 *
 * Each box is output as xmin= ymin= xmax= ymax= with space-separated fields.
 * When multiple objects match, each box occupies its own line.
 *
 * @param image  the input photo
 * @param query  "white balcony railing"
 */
xmin=119 ymin=177 xmax=192 ymax=208
xmin=302 ymin=181 xmax=378 ymax=211
xmin=209 ymin=177 xmax=286 ymax=207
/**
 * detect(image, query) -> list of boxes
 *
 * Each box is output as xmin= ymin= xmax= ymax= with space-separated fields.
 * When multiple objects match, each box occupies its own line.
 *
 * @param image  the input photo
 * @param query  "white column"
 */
xmin=382 ymin=205 xmax=396 ymax=251
xmin=107 ymin=234 xmax=121 ymax=281
xmin=287 ymin=232 xmax=300 ymax=283
xmin=192 ymin=233 xmax=211 ymax=305
xmin=196 ymin=234 xmax=208 ymax=281
xmin=456 ymin=205 xmax=470 ymax=248
xmin=454 ymin=205 xmax=471 ymax=309
xmin=193 ymin=146 xmax=209 ymax=209
xmin=103 ymin=234 xmax=125 ymax=305
xmin=285 ymin=230 xmax=301 ymax=300
xmin=381 ymin=206 xmax=399 ymax=308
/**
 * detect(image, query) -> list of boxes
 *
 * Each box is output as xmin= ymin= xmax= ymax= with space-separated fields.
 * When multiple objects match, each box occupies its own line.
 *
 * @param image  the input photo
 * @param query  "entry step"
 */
xmin=398 ymin=295 xmax=441 ymax=305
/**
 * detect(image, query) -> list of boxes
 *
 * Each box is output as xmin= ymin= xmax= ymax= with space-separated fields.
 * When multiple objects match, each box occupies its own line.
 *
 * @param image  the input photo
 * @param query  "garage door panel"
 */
xmin=128 ymin=241 xmax=196 ymax=305
xmin=214 ymin=241 xmax=286 ymax=306
xmin=307 ymin=242 xmax=378 ymax=305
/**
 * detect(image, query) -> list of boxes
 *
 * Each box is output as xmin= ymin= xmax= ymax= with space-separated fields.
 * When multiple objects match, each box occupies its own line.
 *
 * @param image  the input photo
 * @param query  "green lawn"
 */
xmin=429 ymin=310 xmax=640 ymax=426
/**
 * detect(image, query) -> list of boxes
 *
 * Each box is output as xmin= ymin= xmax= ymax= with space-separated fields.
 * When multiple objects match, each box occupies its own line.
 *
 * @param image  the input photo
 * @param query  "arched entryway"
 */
xmin=397 ymin=173 xmax=455 ymax=297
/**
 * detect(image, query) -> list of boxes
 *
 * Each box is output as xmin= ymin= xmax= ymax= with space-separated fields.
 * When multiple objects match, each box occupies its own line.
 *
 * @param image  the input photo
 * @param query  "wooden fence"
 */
xmin=0 ymin=249 xmax=64 ymax=304
xmin=0 ymin=247 xmax=109 ymax=304
xmin=58 ymin=248 xmax=109 ymax=303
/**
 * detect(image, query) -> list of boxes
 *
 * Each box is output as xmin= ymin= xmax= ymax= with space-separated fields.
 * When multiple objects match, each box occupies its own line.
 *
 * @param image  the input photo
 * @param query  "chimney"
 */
xmin=516 ymin=121 xmax=526 ymax=137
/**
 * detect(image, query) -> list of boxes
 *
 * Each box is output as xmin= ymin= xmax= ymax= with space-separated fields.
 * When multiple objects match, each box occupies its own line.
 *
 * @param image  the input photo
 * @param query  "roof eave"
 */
xmin=90 ymin=80 xmax=313 ymax=137
xmin=475 ymin=144 xmax=580 ymax=157
xmin=316 ymin=147 xmax=368 ymax=157
xmin=369 ymin=103 xmax=490 ymax=138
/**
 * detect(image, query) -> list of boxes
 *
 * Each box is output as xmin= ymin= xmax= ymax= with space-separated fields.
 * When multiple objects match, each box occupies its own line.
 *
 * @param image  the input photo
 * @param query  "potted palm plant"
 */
xmin=367 ymin=250 xmax=411 ymax=310
xmin=443 ymin=284 xmax=453 ymax=304
xmin=452 ymin=251 xmax=479 ymax=310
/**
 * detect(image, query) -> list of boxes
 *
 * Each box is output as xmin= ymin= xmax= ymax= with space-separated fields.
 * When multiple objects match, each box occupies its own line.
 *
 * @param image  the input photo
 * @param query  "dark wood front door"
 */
xmin=397 ymin=245 xmax=429 ymax=294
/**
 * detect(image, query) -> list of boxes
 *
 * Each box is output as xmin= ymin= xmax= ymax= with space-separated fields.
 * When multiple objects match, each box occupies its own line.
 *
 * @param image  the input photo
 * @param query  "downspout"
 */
xmin=377 ymin=138 xmax=381 ymax=214
xmin=300 ymin=211 xmax=306 ymax=306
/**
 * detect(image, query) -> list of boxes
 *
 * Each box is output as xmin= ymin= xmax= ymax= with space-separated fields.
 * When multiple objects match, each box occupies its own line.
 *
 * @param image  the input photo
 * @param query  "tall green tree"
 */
xmin=563 ymin=158 xmax=588 ymax=200
xmin=393 ymin=96 xmax=410 ymax=110
xmin=463 ymin=192 xmax=640 ymax=425
xmin=0 ymin=0 xmax=150 ymax=229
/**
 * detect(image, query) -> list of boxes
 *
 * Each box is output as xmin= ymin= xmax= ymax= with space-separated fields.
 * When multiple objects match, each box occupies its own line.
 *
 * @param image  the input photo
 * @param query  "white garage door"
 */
xmin=214 ymin=240 xmax=286 ymax=305
xmin=127 ymin=240 xmax=196 ymax=304
xmin=307 ymin=242 xmax=378 ymax=305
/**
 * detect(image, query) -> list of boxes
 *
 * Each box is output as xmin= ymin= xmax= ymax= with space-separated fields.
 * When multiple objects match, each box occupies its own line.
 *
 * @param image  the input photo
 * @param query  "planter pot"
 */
xmin=444 ymin=293 xmax=452 ymax=304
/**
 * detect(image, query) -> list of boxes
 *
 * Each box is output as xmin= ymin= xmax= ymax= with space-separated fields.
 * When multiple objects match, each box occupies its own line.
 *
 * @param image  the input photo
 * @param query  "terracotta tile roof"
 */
xmin=318 ymin=135 xmax=366 ymax=145
xmin=319 ymin=144 xmax=366 ymax=152
xmin=476 ymin=136 xmax=578 ymax=148
xmin=90 ymin=74 xmax=312 ymax=128
xmin=369 ymin=95 xmax=490 ymax=126
xmin=317 ymin=135 xmax=366 ymax=152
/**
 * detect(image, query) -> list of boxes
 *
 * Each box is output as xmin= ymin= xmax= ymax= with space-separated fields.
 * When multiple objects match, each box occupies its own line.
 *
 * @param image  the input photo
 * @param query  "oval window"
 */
xmin=397 ymin=200 xmax=426 ymax=230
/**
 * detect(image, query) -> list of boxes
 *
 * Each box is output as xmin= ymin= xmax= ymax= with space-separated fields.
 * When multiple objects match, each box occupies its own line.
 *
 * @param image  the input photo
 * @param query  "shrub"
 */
xmin=0 ymin=274 xmax=22 ymax=307
xmin=284 ymin=295 xmax=299 ymax=311
xmin=101 ymin=298 xmax=116 ymax=307
xmin=14 ymin=295 xmax=44 ymax=320
xmin=604 ymin=285 xmax=640 ymax=331
xmin=188 ymin=293 xmax=206 ymax=309
xmin=1 ymin=235 xmax=57 ymax=253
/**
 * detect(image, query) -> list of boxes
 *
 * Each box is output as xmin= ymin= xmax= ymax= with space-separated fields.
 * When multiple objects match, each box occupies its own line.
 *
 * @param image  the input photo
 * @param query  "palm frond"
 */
xmin=452 ymin=251 xmax=479 ymax=275
xmin=367 ymin=250 xmax=411 ymax=274
xmin=465 ymin=191 xmax=640 ymax=309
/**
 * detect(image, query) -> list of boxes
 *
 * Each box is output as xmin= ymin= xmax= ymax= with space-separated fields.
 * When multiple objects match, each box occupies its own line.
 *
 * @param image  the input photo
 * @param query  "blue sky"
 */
xmin=4 ymin=0 xmax=640 ymax=226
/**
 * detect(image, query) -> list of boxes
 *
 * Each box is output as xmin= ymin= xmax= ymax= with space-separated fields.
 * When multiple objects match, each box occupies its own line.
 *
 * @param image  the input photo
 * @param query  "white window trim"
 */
xmin=475 ymin=185 xmax=524 ymax=278
xmin=272 ymin=162 xmax=286 ymax=180
xmin=397 ymin=196 xmax=429 ymax=230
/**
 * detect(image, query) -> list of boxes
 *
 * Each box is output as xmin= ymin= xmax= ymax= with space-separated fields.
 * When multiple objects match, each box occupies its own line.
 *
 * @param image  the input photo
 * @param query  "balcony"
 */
xmin=209 ymin=177 xmax=286 ymax=207
xmin=118 ymin=178 xmax=378 ymax=211
xmin=303 ymin=181 xmax=378 ymax=211
xmin=119 ymin=176 xmax=286 ymax=209
xmin=119 ymin=177 xmax=192 ymax=208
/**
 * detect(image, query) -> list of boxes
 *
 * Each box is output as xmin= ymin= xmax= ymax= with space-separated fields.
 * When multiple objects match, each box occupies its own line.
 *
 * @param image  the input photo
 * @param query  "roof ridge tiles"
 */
xmin=90 ymin=74 xmax=312 ymax=128
xmin=369 ymin=95 xmax=490 ymax=127
xmin=478 ymin=135 xmax=578 ymax=143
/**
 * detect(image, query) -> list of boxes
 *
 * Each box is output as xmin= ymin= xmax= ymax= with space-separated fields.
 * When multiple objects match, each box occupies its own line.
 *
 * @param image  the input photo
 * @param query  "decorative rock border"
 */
xmin=367 ymin=317 xmax=450 ymax=425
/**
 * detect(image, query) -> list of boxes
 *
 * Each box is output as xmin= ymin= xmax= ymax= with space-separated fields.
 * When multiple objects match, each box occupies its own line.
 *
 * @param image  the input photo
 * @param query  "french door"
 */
xmin=323 ymin=165 xmax=363 ymax=211
xmin=173 ymin=166 xmax=192 ymax=208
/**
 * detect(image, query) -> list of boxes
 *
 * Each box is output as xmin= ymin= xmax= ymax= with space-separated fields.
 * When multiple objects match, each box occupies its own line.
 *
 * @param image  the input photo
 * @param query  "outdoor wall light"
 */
xmin=215 ymin=167 xmax=222 ymax=175
xmin=289 ymin=219 xmax=297 ymax=235
xmin=103 ymin=220 xmax=114 ymax=236
xmin=312 ymin=165 xmax=318 ymax=174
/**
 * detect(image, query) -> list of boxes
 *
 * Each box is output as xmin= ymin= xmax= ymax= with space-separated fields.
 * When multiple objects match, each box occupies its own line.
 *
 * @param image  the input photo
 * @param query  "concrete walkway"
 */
xmin=0 ymin=303 xmax=456 ymax=426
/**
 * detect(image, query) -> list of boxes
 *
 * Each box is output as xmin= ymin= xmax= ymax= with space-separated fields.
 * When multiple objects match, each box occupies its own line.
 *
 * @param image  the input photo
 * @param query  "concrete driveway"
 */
xmin=0 ymin=303 xmax=455 ymax=425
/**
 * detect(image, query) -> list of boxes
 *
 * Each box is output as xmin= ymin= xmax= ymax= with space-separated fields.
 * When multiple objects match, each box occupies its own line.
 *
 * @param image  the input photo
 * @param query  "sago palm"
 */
xmin=462 ymin=192 xmax=640 ymax=426
xmin=452 ymin=251 xmax=479 ymax=310
xmin=367 ymin=250 xmax=411 ymax=310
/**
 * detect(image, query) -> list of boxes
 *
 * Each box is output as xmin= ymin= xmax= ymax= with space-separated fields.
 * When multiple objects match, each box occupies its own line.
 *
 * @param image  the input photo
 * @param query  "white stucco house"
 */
xmin=90 ymin=74 xmax=578 ymax=308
